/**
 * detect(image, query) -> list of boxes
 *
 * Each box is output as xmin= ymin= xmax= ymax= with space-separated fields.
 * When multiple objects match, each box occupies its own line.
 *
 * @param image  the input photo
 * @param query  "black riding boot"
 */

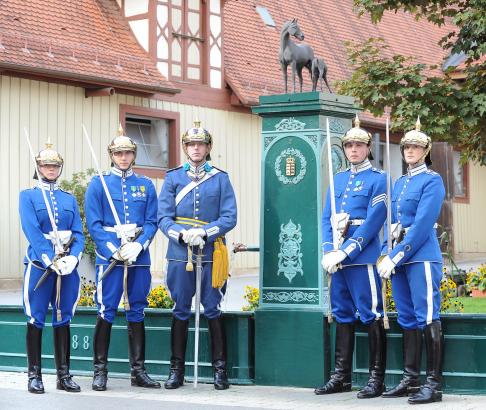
xmin=357 ymin=319 xmax=387 ymax=398
xmin=314 ymin=323 xmax=355 ymax=395
xmin=26 ymin=323 xmax=44 ymax=394
xmin=92 ymin=316 xmax=112 ymax=391
xmin=54 ymin=325 xmax=80 ymax=392
xmin=382 ymin=328 xmax=421 ymax=397
xmin=128 ymin=321 xmax=161 ymax=388
xmin=408 ymin=321 xmax=443 ymax=404
xmin=164 ymin=318 xmax=189 ymax=389
xmin=209 ymin=316 xmax=229 ymax=390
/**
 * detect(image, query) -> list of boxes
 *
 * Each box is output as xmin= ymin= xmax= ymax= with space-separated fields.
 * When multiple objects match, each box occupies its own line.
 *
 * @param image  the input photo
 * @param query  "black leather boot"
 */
xmin=92 ymin=316 xmax=112 ymax=391
xmin=128 ymin=321 xmax=161 ymax=388
xmin=208 ymin=316 xmax=229 ymax=390
xmin=164 ymin=318 xmax=189 ymax=389
xmin=54 ymin=325 xmax=80 ymax=392
xmin=382 ymin=328 xmax=421 ymax=398
xmin=357 ymin=319 xmax=387 ymax=398
xmin=314 ymin=323 xmax=355 ymax=395
xmin=26 ymin=323 xmax=44 ymax=394
xmin=408 ymin=322 xmax=443 ymax=404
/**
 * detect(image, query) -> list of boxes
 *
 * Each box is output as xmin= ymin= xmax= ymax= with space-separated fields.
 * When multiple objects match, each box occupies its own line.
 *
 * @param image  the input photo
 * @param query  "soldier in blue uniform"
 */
xmin=85 ymin=128 xmax=160 ymax=391
xmin=19 ymin=141 xmax=85 ymax=393
xmin=158 ymin=120 xmax=237 ymax=390
xmin=378 ymin=119 xmax=445 ymax=404
xmin=315 ymin=116 xmax=387 ymax=398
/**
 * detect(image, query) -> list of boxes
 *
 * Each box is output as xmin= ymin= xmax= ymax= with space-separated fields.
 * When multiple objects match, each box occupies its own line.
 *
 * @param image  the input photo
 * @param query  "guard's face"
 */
xmin=112 ymin=150 xmax=135 ymax=171
xmin=403 ymin=144 xmax=425 ymax=165
xmin=38 ymin=164 xmax=61 ymax=181
xmin=344 ymin=141 xmax=370 ymax=164
xmin=186 ymin=142 xmax=210 ymax=165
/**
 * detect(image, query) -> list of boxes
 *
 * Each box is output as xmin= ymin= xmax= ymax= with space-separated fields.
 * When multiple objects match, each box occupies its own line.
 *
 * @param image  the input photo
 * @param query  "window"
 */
xmin=256 ymin=6 xmax=276 ymax=27
xmin=452 ymin=150 xmax=469 ymax=202
xmin=123 ymin=0 xmax=223 ymax=88
xmin=120 ymin=104 xmax=180 ymax=178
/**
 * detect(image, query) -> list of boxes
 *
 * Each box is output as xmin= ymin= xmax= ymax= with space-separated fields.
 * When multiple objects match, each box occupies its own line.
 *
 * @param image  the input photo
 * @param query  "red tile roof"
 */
xmin=0 ymin=0 xmax=178 ymax=94
xmin=223 ymin=0 xmax=452 ymax=117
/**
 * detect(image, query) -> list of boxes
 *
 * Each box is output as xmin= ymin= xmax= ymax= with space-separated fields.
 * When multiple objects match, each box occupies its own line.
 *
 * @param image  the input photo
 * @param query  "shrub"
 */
xmin=78 ymin=276 xmax=96 ymax=307
xmin=147 ymin=285 xmax=174 ymax=309
xmin=59 ymin=169 xmax=96 ymax=261
xmin=242 ymin=285 xmax=259 ymax=311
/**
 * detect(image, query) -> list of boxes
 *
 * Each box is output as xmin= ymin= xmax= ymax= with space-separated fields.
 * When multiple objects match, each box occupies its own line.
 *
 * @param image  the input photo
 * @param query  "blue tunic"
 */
xmin=158 ymin=164 xmax=237 ymax=320
xmin=19 ymin=181 xmax=85 ymax=328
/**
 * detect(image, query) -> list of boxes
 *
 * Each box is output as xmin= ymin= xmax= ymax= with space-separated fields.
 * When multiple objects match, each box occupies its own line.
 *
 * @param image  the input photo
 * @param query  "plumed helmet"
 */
xmin=108 ymin=124 xmax=137 ymax=156
xmin=400 ymin=117 xmax=432 ymax=165
xmin=36 ymin=138 xmax=63 ymax=167
xmin=342 ymin=114 xmax=372 ymax=145
xmin=182 ymin=118 xmax=212 ymax=160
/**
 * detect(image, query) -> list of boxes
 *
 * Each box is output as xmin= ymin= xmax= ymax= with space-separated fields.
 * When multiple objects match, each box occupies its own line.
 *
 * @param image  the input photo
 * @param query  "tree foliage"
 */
xmin=337 ymin=1 xmax=486 ymax=164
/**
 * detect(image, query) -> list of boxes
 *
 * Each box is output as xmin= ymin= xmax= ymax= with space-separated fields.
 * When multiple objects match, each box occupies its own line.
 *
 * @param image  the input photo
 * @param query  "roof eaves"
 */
xmin=0 ymin=61 xmax=181 ymax=94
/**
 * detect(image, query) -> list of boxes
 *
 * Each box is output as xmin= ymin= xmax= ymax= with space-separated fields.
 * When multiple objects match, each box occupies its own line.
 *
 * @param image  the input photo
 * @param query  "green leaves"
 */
xmin=339 ymin=3 xmax=486 ymax=164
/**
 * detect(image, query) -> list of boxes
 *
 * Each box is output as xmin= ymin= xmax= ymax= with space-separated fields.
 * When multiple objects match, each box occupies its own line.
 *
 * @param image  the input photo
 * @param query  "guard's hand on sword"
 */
xmin=322 ymin=250 xmax=347 ymax=274
xmin=190 ymin=236 xmax=205 ymax=248
xmin=377 ymin=255 xmax=396 ymax=279
xmin=56 ymin=255 xmax=78 ymax=276
xmin=120 ymin=242 xmax=143 ymax=264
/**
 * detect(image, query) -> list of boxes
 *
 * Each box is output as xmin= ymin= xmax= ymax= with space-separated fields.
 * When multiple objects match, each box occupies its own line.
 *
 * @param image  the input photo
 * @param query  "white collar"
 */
xmin=188 ymin=161 xmax=207 ymax=174
xmin=350 ymin=159 xmax=372 ymax=174
xmin=38 ymin=180 xmax=59 ymax=191
xmin=408 ymin=163 xmax=427 ymax=177
xmin=111 ymin=167 xmax=134 ymax=178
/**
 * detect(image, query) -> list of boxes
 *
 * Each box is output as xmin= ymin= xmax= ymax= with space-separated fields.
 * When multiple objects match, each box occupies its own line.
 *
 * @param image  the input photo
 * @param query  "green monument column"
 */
xmin=251 ymin=91 xmax=357 ymax=387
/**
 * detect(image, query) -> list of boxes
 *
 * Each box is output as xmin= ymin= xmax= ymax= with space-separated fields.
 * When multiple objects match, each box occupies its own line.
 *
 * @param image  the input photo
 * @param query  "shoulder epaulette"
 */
xmin=426 ymin=170 xmax=438 ymax=175
xmin=102 ymin=170 xmax=111 ymax=176
xmin=372 ymin=167 xmax=385 ymax=174
xmin=166 ymin=165 xmax=183 ymax=173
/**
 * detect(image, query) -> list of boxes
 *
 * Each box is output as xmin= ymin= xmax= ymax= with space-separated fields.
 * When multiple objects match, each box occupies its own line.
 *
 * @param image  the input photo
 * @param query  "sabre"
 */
xmin=24 ymin=128 xmax=64 ymax=320
xmin=325 ymin=118 xmax=338 ymax=324
xmin=81 ymin=124 xmax=128 ymax=246
xmin=382 ymin=115 xmax=392 ymax=330
xmin=193 ymin=245 xmax=203 ymax=388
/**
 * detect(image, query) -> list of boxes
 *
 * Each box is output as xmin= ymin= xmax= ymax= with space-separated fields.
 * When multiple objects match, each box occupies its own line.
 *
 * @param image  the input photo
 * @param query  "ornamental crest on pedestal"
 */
xmin=275 ymin=148 xmax=307 ymax=184
xmin=277 ymin=219 xmax=303 ymax=283
xmin=275 ymin=117 xmax=306 ymax=131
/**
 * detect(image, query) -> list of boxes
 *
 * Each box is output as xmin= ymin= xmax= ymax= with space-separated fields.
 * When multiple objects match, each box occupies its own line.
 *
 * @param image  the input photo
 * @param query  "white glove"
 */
xmin=120 ymin=242 xmax=143 ymax=263
xmin=55 ymin=255 xmax=78 ymax=275
xmin=185 ymin=228 xmax=206 ymax=244
xmin=190 ymin=235 xmax=205 ymax=248
xmin=180 ymin=229 xmax=190 ymax=244
xmin=322 ymin=250 xmax=347 ymax=273
xmin=377 ymin=255 xmax=396 ymax=279
xmin=112 ymin=250 xmax=125 ymax=261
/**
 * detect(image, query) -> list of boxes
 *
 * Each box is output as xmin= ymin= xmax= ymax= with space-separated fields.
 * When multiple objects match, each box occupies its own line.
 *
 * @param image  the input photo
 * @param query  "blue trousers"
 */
xmin=391 ymin=262 xmax=442 ymax=330
xmin=95 ymin=264 xmax=150 ymax=324
xmin=22 ymin=262 xmax=80 ymax=329
xmin=331 ymin=264 xmax=383 ymax=325
xmin=167 ymin=261 xmax=226 ymax=321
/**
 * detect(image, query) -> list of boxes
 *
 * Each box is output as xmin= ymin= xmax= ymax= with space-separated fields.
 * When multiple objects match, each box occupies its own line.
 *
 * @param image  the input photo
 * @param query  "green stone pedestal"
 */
xmin=252 ymin=92 xmax=357 ymax=387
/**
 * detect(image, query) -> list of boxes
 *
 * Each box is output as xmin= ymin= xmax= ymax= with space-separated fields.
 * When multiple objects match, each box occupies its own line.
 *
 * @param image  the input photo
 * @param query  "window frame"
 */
xmin=119 ymin=104 xmax=180 ymax=178
xmin=452 ymin=149 xmax=470 ymax=204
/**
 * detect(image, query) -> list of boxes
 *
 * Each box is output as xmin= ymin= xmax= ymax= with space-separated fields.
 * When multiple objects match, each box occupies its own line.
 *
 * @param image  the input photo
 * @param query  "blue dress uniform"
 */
xmin=86 ymin=131 xmax=160 ymax=391
xmin=379 ymin=118 xmax=445 ymax=404
xmin=157 ymin=118 xmax=236 ymax=391
xmin=85 ymin=167 xmax=157 ymax=324
xmin=20 ymin=181 xmax=84 ymax=328
xmin=158 ymin=164 xmax=237 ymax=321
xmin=19 ymin=142 xmax=84 ymax=394
xmin=316 ymin=117 xmax=387 ymax=399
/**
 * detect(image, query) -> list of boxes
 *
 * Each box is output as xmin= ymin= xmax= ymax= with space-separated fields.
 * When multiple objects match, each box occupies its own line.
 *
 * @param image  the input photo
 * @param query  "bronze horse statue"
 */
xmin=311 ymin=57 xmax=333 ymax=93
xmin=279 ymin=19 xmax=314 ymax=93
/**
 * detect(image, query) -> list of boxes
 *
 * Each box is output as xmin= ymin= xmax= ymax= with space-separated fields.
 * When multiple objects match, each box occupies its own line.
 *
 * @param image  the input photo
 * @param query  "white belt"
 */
xmin=43 ymin=230 xmax=72 ymax=246
xmin=403 ymin=223 xmax=438 ymax=233
xmin=350 ymin=219 xmax=364 ymax=226
xmin=103 ymin=224 xmax=140 ymax=239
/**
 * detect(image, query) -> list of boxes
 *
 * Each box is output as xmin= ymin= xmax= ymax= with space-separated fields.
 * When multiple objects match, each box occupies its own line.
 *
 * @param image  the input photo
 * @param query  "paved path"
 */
xmin=0 ymin=372 xmax=485 ymax=410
